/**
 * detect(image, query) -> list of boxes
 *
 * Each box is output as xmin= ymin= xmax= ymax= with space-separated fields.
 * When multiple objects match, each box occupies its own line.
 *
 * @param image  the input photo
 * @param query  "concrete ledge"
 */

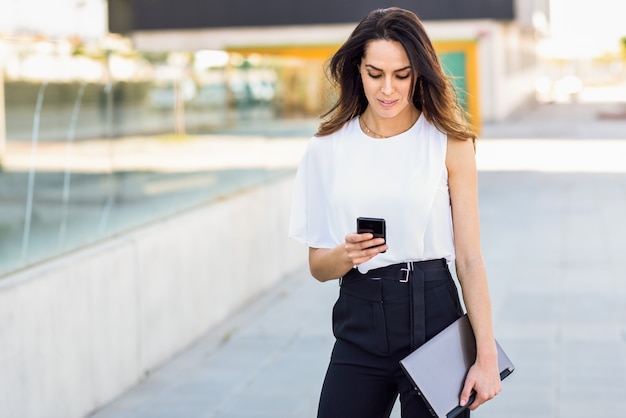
xmin=0 ymin=175 xmax=306 ymax=418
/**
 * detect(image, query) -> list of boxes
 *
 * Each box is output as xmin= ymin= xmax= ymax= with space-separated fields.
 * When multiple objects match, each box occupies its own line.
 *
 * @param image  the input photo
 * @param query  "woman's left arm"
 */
xmin=446 ymin=136 xmax=502 ymax=411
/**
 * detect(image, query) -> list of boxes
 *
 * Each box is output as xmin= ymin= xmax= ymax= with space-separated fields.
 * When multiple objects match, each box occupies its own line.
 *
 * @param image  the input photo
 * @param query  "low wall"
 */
xmin=0 ymin=175 xmax=306 ymax=418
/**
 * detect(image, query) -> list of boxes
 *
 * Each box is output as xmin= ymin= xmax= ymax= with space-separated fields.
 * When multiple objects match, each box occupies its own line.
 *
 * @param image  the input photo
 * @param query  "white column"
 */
xmin=0 ymin=44 xmax=6 ymax=165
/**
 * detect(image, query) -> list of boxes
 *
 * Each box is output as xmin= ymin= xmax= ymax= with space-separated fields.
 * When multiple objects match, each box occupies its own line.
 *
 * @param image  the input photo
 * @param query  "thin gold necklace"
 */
xmin=360 ymin=117 xmax=389 ymax=139
xmin=360 ymin=113 xmax=420 ymax=139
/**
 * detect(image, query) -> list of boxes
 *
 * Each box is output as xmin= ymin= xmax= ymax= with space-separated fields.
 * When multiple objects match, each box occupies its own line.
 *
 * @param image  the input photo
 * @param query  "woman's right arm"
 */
xmin=308 ymin=233 xmax=387 ymax=282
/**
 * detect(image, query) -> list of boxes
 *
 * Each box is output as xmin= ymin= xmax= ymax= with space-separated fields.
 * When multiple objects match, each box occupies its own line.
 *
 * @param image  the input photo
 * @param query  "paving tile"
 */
xmin=90 ymin=114 xmax=626 ymax=418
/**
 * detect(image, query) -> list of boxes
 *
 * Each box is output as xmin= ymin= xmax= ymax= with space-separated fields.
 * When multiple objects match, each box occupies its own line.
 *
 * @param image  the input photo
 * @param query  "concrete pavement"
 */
xmin=88 ymin=102 xmax=626 ymax=418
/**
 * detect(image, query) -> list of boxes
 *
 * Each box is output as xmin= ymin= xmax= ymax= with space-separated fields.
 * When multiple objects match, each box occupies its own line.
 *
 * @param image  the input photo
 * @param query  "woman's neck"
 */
xmin=360 ymin=108 xmax=420 ymax=139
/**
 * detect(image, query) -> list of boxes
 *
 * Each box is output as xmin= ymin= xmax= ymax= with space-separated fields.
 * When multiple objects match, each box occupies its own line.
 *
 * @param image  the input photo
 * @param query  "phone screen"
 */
xmin=357 ymin=217 xmax=385 ymax=238
xmin=357 ymin=217 xmax=386 ymax=252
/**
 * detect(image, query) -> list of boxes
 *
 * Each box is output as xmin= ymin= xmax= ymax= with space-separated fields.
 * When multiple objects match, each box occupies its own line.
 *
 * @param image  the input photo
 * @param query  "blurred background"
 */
xmin=1 ymin=0 xmax=625 ymax=276
xmin=0 ymin=1 xmax=625 ymax=418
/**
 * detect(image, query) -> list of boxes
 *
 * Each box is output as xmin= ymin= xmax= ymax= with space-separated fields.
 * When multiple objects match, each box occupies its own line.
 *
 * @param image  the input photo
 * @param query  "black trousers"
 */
xmin=317 ymin=259 xmax=469 ymax=418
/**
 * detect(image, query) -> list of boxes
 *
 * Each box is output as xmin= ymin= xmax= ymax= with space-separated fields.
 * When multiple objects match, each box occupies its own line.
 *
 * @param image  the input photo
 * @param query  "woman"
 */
xmin=289 ymin=7 xmax=501 ymax=417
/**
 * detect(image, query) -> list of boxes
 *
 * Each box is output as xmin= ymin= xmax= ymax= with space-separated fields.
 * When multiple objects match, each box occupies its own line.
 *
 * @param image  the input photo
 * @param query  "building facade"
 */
xmin=110 ymin=0 xmax=550 ymax=124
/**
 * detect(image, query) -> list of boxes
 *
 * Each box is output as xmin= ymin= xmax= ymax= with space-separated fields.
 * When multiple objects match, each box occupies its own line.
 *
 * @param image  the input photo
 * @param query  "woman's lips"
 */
xmin=378 ymin=99 xmax=398 ymax=108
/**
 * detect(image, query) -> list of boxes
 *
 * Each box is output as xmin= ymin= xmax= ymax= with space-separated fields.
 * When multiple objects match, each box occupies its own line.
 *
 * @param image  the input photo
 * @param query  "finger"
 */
xmin=345 ymin=232 xmax=373 ymax=243
xmin=364 ymin=237 xmax=386 ymax=248
xmin=350 ymin=244 xmax=388 ymax=264
xmin=459 ymin=381 xmax=474 ymax=407
xmin=350 ymin=238 xmax=385 ymax=253
xmin=353 ymin=244 xmax=386 ymax=257
xmin=468 ymin=394 xmax=482 ymax=411
xmin=474 ymin=384 xmax=500 ymax=408
xmin=467 ymin=392 xmax=479 ymax=410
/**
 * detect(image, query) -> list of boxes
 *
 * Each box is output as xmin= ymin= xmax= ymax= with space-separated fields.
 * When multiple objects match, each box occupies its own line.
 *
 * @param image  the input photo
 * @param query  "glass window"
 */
xmin=0 ymin=40 xmax=324 ymax=277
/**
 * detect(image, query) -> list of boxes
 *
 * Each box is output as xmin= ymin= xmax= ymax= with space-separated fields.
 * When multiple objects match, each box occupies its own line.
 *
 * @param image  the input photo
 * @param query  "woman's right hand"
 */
xmin=308 ymin=234 xmax=387 ymax=282
xmin=343 ymin=232 xmax=387 ymax=265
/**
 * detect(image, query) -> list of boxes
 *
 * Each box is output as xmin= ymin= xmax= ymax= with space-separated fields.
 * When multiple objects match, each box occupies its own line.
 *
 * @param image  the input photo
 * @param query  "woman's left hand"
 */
xmin=459 ymin=357 xmax=502 ymax=410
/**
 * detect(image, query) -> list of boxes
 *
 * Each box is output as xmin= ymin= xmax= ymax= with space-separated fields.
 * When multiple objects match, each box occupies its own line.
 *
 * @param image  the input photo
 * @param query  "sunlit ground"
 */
xmin=5 ymin=135 xmax=626 ymax=175
xmin=2 ymin=136 xmax=311 ymax=173
xmin=476 ymin=139 xmax=626 ymax=173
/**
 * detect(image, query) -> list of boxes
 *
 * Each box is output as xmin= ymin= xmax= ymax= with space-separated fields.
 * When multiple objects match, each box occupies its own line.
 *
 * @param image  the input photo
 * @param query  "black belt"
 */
xmin=341 ymin=258 xmax=449 ymax=350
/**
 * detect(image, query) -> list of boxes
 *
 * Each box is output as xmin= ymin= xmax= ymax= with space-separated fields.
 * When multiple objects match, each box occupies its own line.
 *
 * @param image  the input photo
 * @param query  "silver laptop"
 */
xmin=400 ymin=314 xmax=514 ymax=418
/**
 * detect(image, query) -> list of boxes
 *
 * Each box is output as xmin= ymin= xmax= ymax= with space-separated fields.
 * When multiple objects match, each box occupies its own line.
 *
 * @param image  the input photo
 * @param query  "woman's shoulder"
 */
xmin=314 ymin=117 xmax=358 ymax=139
xmin=445 ymin=134 xmax=476 ymax=174
xmin=421 ymin=116 xmax=447 ymax=138
xmin=306 ymin=133 xmax=333 ymax=155
xmin=303 ymin=131 xmax=336 ymax=160
xmin=445 ymin=132 xmax=475 ymax=150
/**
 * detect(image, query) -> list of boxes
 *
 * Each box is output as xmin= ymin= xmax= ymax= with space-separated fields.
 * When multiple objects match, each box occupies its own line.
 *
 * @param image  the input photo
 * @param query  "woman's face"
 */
xmin=359 ymin=39 xmax=416 ymax=120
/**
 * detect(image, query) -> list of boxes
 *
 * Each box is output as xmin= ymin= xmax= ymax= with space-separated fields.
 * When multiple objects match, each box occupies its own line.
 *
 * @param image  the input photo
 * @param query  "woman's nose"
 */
xmin=381 ymin=77 xmax=394 ymax=95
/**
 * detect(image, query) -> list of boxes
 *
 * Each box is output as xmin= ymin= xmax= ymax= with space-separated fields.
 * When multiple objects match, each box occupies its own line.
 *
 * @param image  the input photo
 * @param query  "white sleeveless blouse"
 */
xmin=289 ymin=115 xmax=455 ymax=273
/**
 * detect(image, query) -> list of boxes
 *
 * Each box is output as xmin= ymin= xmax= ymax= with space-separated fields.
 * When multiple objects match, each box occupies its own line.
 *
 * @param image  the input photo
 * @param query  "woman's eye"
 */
xmin=366 ymin=72 xmax=409 ymax=80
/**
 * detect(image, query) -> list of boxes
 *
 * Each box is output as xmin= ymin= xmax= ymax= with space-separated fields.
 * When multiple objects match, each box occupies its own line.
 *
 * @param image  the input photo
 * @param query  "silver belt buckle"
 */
xmin=400 ymin=262 xmax=412 ymax=283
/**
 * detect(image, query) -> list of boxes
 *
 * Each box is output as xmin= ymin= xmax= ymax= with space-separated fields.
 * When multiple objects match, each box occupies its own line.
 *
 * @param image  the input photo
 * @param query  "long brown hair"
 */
xmin=316 ymin=7 xmax=476 ymax=141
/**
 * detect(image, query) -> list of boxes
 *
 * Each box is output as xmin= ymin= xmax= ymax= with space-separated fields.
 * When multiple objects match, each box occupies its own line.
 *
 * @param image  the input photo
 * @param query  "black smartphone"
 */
xmin=357 ymin=217 xmax=386 ymax=252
